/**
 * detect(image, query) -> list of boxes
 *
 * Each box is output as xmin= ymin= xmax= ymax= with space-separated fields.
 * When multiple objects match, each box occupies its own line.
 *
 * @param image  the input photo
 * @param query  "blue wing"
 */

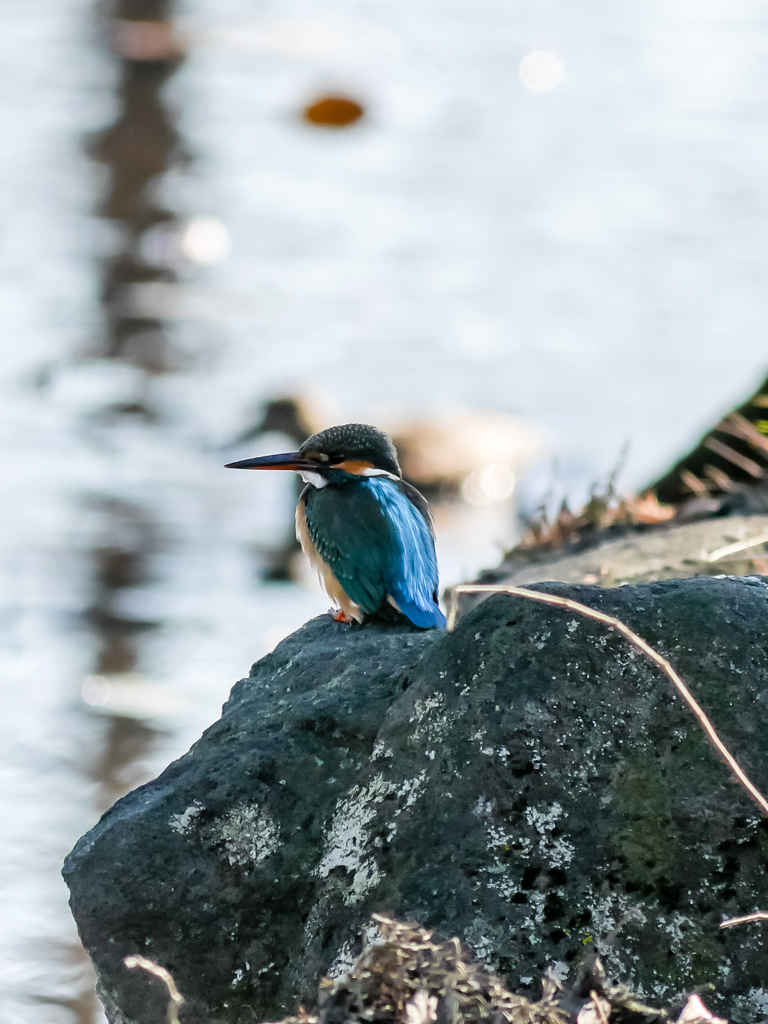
xmin=364 ymin=478 xmax=446 ymax=629
xmin=303 ymin=477 xmax=446 ymax=629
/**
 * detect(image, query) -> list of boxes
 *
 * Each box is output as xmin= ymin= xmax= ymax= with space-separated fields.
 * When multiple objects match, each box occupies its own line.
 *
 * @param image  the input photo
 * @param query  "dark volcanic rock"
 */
xmin=64 ymin=577 xmax=768 ymax=1024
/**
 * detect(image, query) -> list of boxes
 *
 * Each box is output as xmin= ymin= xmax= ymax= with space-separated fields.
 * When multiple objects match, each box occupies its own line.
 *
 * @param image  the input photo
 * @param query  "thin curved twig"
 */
xmin=719 ymin=912 xmax=768 ymax=929
xmin=590 ymin=992 xmax=610 ymax=1024
xmin=704 ymin=530 xmax=768 ymax=563
xmin=125 ymin=955 xmax=184 ymax=1024
xmin=447 ymin=584 xmax=768 ymax=818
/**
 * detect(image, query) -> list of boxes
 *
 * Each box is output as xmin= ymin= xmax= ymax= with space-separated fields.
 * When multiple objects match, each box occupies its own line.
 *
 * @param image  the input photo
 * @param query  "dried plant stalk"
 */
xmin=124 ymin=955 xmax=185 ymax=1024
xmin=719 ymin=912 xmax=768 ymax=929
xmin=447 ymin=584 xmax=768 ymax=818
xmin=704 ymin=530 xmax=768 ymax=563
xmin=589 ymin=991 xmax=610 ymax=1024
xmin=320 ymin=914 xmax=567 ymax=1024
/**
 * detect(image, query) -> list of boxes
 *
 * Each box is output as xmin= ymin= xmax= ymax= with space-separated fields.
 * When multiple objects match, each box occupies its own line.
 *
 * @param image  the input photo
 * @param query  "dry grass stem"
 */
xmin=589 ymin=992 xmax=610 ymax=1024
xmin=115 ymin=915 xmax=726 ymax=1024
xmin=517 ymin=491 xmax=673 ymax=554
xmin=124 ymin=955 xmax=184 ymax=1024
xmin=313 ymin=914 xmax=568 ymax=1024
xmin=268 ymin=916 xmax=693 ymax=1024
xmin=447 ymin=584 xmax=768 ymax=818
xmin=704 ymin=531 xmax=768 ymax=563
xmin=719 ymin=912 xmax=768 ymax=929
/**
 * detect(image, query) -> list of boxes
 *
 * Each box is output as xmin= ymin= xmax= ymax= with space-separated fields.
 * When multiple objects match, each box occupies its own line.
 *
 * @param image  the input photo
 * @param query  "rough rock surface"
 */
xmin=479 ymin=515 xmax=768 ymax=591
xmin=64 ymin=576 xmax=768 ymax=1024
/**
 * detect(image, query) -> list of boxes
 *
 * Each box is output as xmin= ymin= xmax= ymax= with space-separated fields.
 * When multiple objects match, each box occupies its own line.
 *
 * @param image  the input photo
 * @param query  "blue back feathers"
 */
xmin=363 ymin=478 xmax=446 ymax=629
xmin=303 ymin=475 xmax=446 ymax=629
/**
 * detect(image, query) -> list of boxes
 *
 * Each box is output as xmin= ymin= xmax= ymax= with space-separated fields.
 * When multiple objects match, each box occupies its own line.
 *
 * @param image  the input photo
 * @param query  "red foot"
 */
xmin=331 ymin=608 xmax=352 ymax=623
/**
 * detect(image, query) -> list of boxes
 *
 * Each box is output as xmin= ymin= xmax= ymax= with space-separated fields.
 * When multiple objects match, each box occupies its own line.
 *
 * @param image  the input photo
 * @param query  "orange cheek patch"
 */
xmin=336 ymin=460 xmax=374 ymax=475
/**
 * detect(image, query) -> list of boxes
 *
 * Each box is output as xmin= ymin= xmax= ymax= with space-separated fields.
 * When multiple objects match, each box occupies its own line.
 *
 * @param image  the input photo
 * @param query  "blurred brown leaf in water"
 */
xmin=303 ymin=94 xmax=365 ymax=128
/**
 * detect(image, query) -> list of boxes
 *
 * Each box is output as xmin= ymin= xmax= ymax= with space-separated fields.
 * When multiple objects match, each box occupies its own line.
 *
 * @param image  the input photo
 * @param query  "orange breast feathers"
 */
xmin=295 ymin=499 xmax=364 ymax=622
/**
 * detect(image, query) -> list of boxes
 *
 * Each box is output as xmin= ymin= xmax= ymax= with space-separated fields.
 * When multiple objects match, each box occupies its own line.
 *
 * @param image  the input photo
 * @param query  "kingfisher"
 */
xmin=225 ymin=423 xmax=446 ymax=629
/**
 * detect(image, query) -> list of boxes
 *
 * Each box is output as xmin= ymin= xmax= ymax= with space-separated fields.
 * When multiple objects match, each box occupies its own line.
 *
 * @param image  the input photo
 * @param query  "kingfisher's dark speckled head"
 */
xmin=300 ymin=423 xmax=401 ymax=477
xmin=225 ymin=422 xmax=402 ymax=482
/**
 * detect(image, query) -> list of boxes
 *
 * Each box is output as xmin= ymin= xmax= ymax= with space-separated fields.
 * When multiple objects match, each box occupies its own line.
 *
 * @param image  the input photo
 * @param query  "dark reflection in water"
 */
xmin=90 ymin=716 xmax=164 ymax=809
xmin=85 ymin=498 xmax=165 ymax=811
xmin=88 ymin=498 xmax=158 ymax=676
xmin=90 ymin=0 xmax=185 ymax=381
xmin=60 ymin=3 xmax=187 ymax=1018
xmin=37 ymin=945 xmax=102 ymax=1024
xmin=82 ymin=0 xmax=185 ymax=785
xmin=83 ymin=0 xmax=184 ymax=797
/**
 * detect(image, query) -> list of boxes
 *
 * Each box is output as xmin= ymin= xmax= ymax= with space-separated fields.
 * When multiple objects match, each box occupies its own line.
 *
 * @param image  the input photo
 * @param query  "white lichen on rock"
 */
xmin=548 ymin=960 xmax=569 ymax=983
xmin=317 ymin=771 xmax=428 ymax=905
xmin=327 ymin=937 xmax=358 ymax=981
xmin=327 ymin=920 xmax=384 ymax=981
xmin=409 ymin=693 xmax=451 ymax=746
xmin=463 ymin=916 xmax=499 ymax=971
xmin=746 ymin=989 xmax=768 ymax=1017
xmin=394 ymin=771 xmax=427 ymax=815
xmin=525 ymin=802 xmax=575 ymax=867
xmin=473 ymin=798 xmax=530 ymax=900
xmin=211 ymin=802 xmax=281 ymax=866
xmin=169 ymin=801 xmax=204 ymax=834
xmin=315 ymin=774 xmax=394 ymax=903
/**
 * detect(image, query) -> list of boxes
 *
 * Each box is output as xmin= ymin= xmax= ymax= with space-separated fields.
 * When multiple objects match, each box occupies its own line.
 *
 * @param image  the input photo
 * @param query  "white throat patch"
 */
xmin=299 ymin=469 xmax=327 ymax=489
xmin=361 ymin=467 xmax=399 ymax=479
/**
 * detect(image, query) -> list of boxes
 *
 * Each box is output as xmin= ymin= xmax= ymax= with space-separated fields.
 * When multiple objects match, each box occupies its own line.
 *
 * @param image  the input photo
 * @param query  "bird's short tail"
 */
xmin=392 ymin=596 xmax=447 ymax=630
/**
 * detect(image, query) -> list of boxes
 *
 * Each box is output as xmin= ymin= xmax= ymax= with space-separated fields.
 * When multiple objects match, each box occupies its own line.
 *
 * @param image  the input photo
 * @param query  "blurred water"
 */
xmin=2 ymin=0 xmax=768 ymax=1021
xmin=174 ymin=0 xmax=768 ymax=493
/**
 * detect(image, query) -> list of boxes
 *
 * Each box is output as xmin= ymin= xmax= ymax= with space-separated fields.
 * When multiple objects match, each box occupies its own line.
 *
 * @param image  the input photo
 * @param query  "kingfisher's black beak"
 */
xmin=225 ymin=451 xmax=316 ymax=471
